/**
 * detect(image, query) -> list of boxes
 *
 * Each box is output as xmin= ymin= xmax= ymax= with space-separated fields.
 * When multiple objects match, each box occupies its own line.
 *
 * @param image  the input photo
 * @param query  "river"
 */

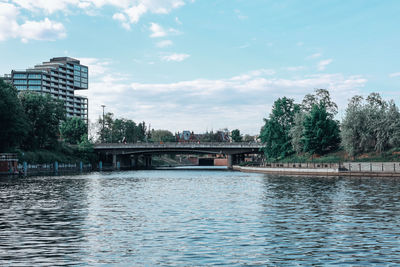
xmin=1 ymin=169 xmax=400 ymax=265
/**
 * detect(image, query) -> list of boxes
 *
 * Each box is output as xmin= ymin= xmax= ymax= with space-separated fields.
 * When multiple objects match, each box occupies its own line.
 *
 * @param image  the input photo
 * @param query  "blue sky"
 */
xmin=1 ymin=0 xmax=400 ymax=135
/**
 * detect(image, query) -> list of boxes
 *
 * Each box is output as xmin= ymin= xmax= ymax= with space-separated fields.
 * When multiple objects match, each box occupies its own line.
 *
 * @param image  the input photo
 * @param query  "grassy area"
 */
xmin=8 ymin=143 xmax=97 ymax=164
xmin=273 ymin=148 xmax=400 ymax=163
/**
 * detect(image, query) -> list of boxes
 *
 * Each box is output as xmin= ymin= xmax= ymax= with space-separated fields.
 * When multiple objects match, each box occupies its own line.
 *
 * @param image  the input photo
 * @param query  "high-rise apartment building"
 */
xmin=8 ymin=57 xmax=88 ymax=122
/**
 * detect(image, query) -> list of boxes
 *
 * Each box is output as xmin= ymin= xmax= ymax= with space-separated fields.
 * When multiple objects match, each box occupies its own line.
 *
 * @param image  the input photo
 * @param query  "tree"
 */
xmin=231 ymin=129 xmax=243 ymax=142
xmin=341 ymin=95 xmax=366 ymax=156
xmin=243 ymin=134 xmax=254 ymax=142
xmin=341 ymin=93 xmax=400 ymax=156
xmin=0 ymin=79 xmax=28 ymax=151
xmin=150 ymin=129 xmax=175 ymax=142
xmin=20 ymin=92 xmax=65 ymax=150
xmin=302 ymin=89 xmax=338 ymax=117
xmin=289 ymin=112 xmax=306 ymax=154
xmin=60 ymin=117 xmax=88 ymax=144
xmin=302 ymin=104 xmax=340 ymax=155
xmin=97 ymin=112 xmax=114 ymax=143
xmin=259 ymin=97 xmax=300 ymax=160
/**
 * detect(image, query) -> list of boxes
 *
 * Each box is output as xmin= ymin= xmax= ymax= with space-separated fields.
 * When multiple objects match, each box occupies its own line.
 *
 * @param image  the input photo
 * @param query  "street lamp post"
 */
xmin=101 ymin=105 xmax=106 ymax=142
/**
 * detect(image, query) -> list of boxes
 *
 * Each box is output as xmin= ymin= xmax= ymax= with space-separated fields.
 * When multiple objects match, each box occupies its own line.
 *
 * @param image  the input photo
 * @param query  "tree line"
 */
xmin=260 ymin=89 xmax=400 ymax=161
xmin=95 ymin=113 xmax=251 ymax=143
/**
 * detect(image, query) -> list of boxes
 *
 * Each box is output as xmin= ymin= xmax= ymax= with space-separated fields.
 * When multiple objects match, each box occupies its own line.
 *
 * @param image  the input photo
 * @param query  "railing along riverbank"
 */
xmin=234 ymin=162 xmax=400 ymax=177
xmin=13 ymin=162 xmax=93 ymax=176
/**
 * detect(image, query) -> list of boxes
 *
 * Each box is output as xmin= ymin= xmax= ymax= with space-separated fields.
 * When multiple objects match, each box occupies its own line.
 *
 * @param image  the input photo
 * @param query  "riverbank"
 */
xmin=234 ymin=162 xmax=400 ymax=177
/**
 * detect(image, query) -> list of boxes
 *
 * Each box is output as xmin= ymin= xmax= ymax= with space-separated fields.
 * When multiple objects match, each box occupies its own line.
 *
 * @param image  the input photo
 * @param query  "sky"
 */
xmin=1 ymin=0 xmax=400 ymax=135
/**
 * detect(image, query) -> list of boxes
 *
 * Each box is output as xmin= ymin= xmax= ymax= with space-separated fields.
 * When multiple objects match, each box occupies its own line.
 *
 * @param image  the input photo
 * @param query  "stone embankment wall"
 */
xmin=235 ymin=162 xmax=400 ymax=177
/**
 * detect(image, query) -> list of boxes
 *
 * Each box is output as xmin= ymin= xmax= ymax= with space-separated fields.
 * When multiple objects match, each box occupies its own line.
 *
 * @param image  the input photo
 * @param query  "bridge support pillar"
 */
xmin=227 ymin=155 xmax=233 ymax=169
xmin=112 ymin=154 xmax=117 ymax=169
xmin=145 ymin=155 xmax=152 ymax=169
xmin=131 ymin=156 xmax=138 ymax=168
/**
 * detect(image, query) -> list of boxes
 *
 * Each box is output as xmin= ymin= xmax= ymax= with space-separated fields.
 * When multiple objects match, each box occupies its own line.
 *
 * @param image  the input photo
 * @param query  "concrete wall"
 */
xmin=214 ymin=158 xmax=228 ymax=166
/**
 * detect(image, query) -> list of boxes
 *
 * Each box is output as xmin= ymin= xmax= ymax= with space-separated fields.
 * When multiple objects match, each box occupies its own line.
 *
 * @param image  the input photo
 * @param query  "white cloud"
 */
xmin=317 ymin=59 xmax=333 ymax=71
xmin=124 ymin=3 xmax=147 ymax=24
xmin=286 ymin=66 xmax=305 ymax=71
xmin=156 ymin=40 xmax=173 ymax=47
xmin=9 ymin=0 xmax=189 ymax=30
xmin=82 ymin=66 xmax=367 ymax=134
xmin=112 ymin=12 xmax=131 ymax=30
xmin=149 ymin=22 xmax=167 ymax=37
xmin=389 ymin=72 xmax=400 ymax=78
xmin=0 ymin=3 xmax=66 ymax=42
xmin=149 ymin=22 xmax=180 ymax=38
xmin=308 ymin=52 xmax=322 ymax=59
xmin=79 ymin=57 xmax=112 ymax=77
xmin=0 ymin=3 xmax=20 ymax=41
xmin=175 ymin=16 xmax=182 ymax=25
xmin=19 ymin=18 xmax=66 ymax=42
xmin=161 ymin=53 xmax=190 ymax=62
xmin=234 ymin=9 xmax=248 ymax=20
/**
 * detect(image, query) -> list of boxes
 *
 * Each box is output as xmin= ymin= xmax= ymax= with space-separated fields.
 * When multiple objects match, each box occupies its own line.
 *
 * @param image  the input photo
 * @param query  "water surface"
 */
xmin=1 ymin=170 xmax=400 ymax=265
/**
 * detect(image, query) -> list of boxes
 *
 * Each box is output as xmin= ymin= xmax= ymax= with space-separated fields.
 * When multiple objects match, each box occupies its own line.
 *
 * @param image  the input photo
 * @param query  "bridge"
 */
xmin=94 ymin=142 xmax=263 ymax=168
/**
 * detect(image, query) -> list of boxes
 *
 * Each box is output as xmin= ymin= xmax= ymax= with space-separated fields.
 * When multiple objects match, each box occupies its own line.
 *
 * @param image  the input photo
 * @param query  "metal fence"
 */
xmin=17 ymin=162 xmax=92 ymax=176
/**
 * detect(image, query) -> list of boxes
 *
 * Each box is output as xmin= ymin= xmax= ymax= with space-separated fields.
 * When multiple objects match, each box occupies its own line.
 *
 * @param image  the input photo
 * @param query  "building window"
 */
xmin=81 ymin=83 xmax=88 ymax=88
xmin=28 ymin=74 xmax=41 ymax=79
xmin=15 ymin=85 xmax=27 ymax=90
xmin=28 ymin=80 xmax=41 ymax=85
xmin=13 ymin=74 xmax=27 ymax=79
xmin=74 ymin=65 xmax=81 ymax=71
xmin=74 ymin=76 xmax=80 ymax=81
xmin=74 ymin=70 xmax=80 ymax=76
xmin=81 ymin=72 xmax=87 ymax=78
xmin=81 ymin=66 xmax=88 ymax=73
xmin=29 ymin=86 xmax=41 ymax=90
xmin=14 ymin=80 xmax=27 ymax=84
xmin=81 ymin=78 xmax=87 ymax=83
xmin=74 ymin=81 xmax=80 ymax=87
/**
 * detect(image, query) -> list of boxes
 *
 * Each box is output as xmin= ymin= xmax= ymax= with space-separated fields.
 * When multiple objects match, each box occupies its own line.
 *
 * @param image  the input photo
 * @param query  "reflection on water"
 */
xmin=1 ymin=171 xmax=400 ymax=265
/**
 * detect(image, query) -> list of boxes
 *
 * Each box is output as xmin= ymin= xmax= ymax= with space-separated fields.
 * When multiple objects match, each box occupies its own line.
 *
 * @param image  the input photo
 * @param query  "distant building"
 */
xmin=176 ymin=131 xmax=198 ymax=142
xmin=7 ymin=57 xmax=88 ymax=123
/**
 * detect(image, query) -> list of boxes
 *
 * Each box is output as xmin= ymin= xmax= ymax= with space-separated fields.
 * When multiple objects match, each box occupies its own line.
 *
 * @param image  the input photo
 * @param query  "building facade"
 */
xmin=9 ymin=57 xmax=88 ymax=122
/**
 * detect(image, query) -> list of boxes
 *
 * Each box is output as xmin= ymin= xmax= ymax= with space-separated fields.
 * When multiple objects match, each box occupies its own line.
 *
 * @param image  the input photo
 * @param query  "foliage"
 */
xmin=0 ymin=79 xmax=28 ymax=151
xmin=150 ymin=129 xmax=176 ymax=142
xmin=231 ymin=129 xmax=243 ymax=142
xmin=60 ymin=117 xmax=88 ymax=144
xmin=341 ymin=93 xmax=400 ymax=156
xmin=302 ymin=104 xmax=340 ymax=155
xmin=20 ymin=92 xmax=65 ymax=150
xmin=260 ymin=97 xmax=300 ymax=160
xmin=302 ymin=88 xmax=338 ymax=117
xmin=243 ymin=134 xmax=254 ymax=142
xmin=289 ymin=112 xmax=306 ymax=154
xmin=199 ymin=130 xmax=229 ymax=142
xmin=97 ymin=113 xmax=146 ymax=143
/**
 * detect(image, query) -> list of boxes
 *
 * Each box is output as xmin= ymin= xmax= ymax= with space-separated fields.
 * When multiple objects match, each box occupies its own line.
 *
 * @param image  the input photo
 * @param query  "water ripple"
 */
xmin=1 ymin=171 xmax=400 ymax=265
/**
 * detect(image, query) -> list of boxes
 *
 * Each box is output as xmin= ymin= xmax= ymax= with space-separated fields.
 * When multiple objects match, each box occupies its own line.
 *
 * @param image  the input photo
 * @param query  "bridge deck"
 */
xmin=94 ymin=142 xmax=262 ymax=150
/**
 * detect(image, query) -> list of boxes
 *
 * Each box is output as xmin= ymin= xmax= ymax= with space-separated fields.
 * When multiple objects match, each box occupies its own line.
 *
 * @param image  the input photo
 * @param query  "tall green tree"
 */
xmin=60 ymin=117 xmax=88 ymax=144
xmin=260 ymin=97 xmax=300 ymax=160
xmin=341 ymin=93 xmax=400 ymax=156
xmin=289 ymin=112 xmax=307 ymax=154
xmin=302 ymin=104 xmax=340 ymax=155
xmin=20 ymin=92 xmax=65 ymax=150
xmin=302 ymin=88 xmax=338 ymax=117
xmin=0 ymin=79 xmax=28 ymax=151
xmin=231 ymin=129 xmax=243 ymax=142
xmin=150 ymin=129 xmax=175 ymax=142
